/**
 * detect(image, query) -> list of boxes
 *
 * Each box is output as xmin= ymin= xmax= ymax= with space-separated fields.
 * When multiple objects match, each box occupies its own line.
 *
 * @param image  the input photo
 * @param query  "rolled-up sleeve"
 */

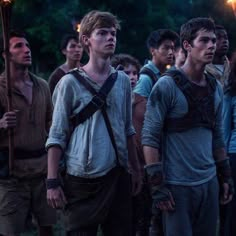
xmin=46 ymin=75 xmax=75 ymax=150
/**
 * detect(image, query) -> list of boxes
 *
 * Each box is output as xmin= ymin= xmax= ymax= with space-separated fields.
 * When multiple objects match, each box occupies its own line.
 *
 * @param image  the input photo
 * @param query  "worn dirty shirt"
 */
xmin=0 ymin=73 xmax=52 ymax=177
xmin=142 ymin=75 xmax=225 ymax=186
xmin=46 ymin=67 xmax=135 ymax=178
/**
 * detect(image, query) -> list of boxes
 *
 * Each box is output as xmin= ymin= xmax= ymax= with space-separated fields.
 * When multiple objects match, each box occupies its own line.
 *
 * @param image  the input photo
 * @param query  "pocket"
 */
xmin=0 ymin=179 xmax=21 ymax=216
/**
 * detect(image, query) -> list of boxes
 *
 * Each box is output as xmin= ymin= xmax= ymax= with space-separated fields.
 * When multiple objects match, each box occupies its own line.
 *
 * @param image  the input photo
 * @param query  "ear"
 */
xmin=149 ymin=47 xmax=156 ymax=56
xmin=183 ymin=40 xmax=192 ymax=53
xmin=82 ymin=35 xmax=89 ymax=46
xmin=61 ymin=49 xmax=66 ymax=56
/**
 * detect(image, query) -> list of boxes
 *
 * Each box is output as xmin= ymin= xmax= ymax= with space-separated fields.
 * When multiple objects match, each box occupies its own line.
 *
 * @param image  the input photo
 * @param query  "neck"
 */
xmin=181 ymin=58 xmax=206 ymax=83
xmin=152 ymin=59 xmax=167 ymax=74
xmin=83 ymin=55 xmax=111 ymax=77
xmin=10 ymin=64 xmax=30 ymax=82
xmin=212 ymin=54 xmax=225 ymax=65
xmin=65 ymin=59 xmax=78 ymax=70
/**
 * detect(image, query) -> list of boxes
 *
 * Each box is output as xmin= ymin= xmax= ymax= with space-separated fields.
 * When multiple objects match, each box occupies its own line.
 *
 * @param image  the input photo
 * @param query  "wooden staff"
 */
xmin=0 ymin=0 xmax=14 ymax=175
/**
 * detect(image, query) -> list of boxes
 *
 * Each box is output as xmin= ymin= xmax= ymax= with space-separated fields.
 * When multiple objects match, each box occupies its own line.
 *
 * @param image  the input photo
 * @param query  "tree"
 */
xmin=1 ymin=0 xmax=235 ymax=77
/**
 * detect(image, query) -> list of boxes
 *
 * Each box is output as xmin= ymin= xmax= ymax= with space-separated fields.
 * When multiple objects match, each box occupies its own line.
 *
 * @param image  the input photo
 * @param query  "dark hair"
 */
xmin=111 ymin=53 xmax=141 ymax=72
xmin=180 ymin=18 xmax=215 ymax=51
xmin=60 ymin=34 xmax=78 ymax=51
xmin=146 ymin=29 xmax=179 ymax=49
xmin=0 ymin=30 xmax=27 ymax=54
xmin=227 ymin=52 xmax=236 ymax=94
xmin=215 ymin=25 xmax=226 ymax=32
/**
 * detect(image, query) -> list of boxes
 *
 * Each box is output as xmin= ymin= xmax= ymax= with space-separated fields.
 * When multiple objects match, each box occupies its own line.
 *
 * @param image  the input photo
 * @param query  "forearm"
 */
xmin=143 ymin=145 xmax=161 ymax=165
xmin=213 ymin=147 xmax=228 ymax=162
xmin=47 ymin=146 xmax=63 ymax=179
xmin=127 ymin=135 xmax=140 ymax=170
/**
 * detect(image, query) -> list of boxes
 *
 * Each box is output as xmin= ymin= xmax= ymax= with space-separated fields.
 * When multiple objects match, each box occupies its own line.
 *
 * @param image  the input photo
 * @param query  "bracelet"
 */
xmin=46 ymin=178 xmax=61 ymax=190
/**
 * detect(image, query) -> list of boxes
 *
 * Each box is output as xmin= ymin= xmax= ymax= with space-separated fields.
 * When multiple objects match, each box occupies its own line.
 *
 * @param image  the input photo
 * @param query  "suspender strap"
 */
xmin=101 ymin=108 xmax=120 ymax=165
xmin=69 ymin=69 xmax=120 ymax=166
xmin=70 ymin=70 xmax=118 ymax=127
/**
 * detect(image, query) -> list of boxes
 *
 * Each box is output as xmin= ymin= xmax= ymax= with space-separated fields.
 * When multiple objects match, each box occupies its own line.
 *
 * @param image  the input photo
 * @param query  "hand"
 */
xmin=47 ymin=186 xmax=67 ymax=209
xmin=153 ymin=185 xmax=175 ymax=211
xmin=0 ymin=111 xmax=17 ymax=129
xmin=131 ymin=171 xmax=143 ymax=196
xmin=220 ymin=182 xmax=233 ymax=205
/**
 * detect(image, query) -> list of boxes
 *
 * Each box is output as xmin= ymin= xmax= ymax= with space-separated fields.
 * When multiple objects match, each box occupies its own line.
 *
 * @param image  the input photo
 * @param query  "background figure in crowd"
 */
xmin=142 ymin=18 xmax=233 ymax=236
xmin=48 ymin=33 xmax=83 ymax=94
xmin=133 ymin=29 xmax=179 ymax=236
xmin=222 ymin=51 xmax=236 ymax=236
xmin=111 ymin=53 xmax=151 ymax=236
xmin=206 ymin=24 xmax=231 ymax=236
xmin=205 ymin=25 xmax=230 ymax=87
xmin=0 ymin=31 xmax=55 ymax=235
xmin=173 ymin=40 xmax=186 ymax=68
xmin=111 ymin=53 xmax=141 ymax=89
xmin=133 ymin=29 xmax=179 ymax=98
xmin=46 ymin=10 xmax=141 ymax=236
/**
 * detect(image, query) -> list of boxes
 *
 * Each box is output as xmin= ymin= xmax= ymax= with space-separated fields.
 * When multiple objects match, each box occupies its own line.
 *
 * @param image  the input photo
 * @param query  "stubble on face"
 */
xmin=9 ymin=37 xmax=32 ymax=68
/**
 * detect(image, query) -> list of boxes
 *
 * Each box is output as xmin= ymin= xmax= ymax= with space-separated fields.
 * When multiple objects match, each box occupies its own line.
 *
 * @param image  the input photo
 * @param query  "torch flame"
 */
xmin=76 ymin=23 xmax=81 ymax=33
xmin=0 ymin=0 xmax=12 ymax=5
xmin=227 ymin=0 xmax=236 ymax=17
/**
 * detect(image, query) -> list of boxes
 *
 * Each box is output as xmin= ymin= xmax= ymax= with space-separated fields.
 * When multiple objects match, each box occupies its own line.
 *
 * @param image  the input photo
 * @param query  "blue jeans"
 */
xmin=163 ymin=177 xmax=219 ymax=236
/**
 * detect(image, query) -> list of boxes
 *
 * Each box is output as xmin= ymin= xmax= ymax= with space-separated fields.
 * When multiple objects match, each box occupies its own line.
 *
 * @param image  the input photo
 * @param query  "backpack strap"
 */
xmin=139 ymin=67 xmax=158 ymax=86
xmin=69 ymin=69 xmax=120 ymax=166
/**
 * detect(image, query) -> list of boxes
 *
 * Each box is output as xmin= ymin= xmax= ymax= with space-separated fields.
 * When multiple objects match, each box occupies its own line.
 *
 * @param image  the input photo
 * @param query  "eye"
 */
xmin=98 ymin=30 xmax=107 ymax=36
xmin=212 ymin=38 xmax=216 ymax=44
xmin=201 ymin=38 xmax=208 ymax=43
xmin=124 ymin=70 xmax=131 ymax=75
xmin=111 ymin=31 xmax=116 ymax=37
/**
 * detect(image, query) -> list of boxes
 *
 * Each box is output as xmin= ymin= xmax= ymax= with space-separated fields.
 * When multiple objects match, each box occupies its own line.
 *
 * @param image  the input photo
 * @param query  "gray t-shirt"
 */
xmin=142 ymin=74 xmax=225 ymax=186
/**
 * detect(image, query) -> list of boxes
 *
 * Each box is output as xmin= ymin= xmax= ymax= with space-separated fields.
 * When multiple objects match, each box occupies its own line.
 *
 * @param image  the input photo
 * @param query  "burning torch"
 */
xmin=0 ymin=0 xmax=14 ymax=175
xmin=227 ymin=0 xmax=236 ymax=17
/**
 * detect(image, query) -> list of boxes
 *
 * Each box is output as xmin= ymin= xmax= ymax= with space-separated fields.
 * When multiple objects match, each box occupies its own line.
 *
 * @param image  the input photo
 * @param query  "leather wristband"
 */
xmin=46 ymin=178 xmax=60 ymax=190
xmin=144 ymin=163 xmax=163 ymax=191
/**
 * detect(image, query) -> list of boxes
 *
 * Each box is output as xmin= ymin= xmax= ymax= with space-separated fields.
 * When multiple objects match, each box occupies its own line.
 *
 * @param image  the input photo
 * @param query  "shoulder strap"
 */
xmin=70 ymin=69 xmax=117 ymax=127
xmin=139 ymin=67 xmax=157 ymax=86
xmin=164 ymin=68 xmax=190 ymax=91
xmin=69 ymin=69 xmax=120 ymax=166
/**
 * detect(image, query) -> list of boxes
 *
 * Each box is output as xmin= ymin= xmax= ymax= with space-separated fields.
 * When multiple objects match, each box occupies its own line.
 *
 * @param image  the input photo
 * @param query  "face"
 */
xmin=215 ymin=29 xmax=229 ymax=56
xmin=184 ymin=29 xmax=216 ymax=65
xmin=123 ymin=64 xmax=138 ymax=88
xmin=174 ymin=47 xmax=186 ymax=68
xmin=9 ymin=37 xmax=31 ymax=67
xmin=62 ymin=39 xmax=83 ymax=62
xmin=151 ymin=39 xmax=175 ymax=67
xmin=85 ymin=27 xmax=116 ymax=57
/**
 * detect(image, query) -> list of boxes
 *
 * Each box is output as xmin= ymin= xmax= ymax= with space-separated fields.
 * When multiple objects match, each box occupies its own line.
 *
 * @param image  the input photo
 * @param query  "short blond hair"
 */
xmin=79 ymin=10 xmax=120 ymax=54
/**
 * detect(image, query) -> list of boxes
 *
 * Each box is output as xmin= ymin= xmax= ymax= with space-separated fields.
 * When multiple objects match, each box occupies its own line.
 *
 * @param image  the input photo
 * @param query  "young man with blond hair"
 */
xmin=46 ymin=10 xmax=141 ymax=236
